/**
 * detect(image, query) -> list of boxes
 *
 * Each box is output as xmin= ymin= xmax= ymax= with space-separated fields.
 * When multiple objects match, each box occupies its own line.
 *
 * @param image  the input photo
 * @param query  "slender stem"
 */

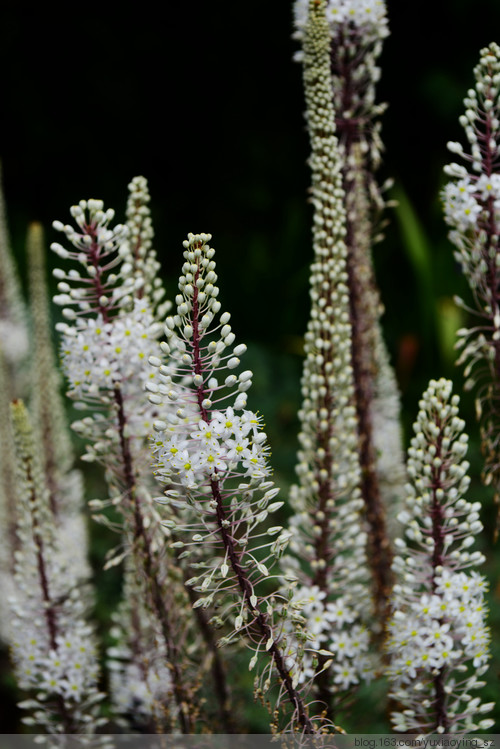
xmin=114 ymin=386 xmax=195 ymax=733
xmin=333 ymin=29 xmax=393 ymax=630
xmin=183 ymin=567 xmax=236 ymax=732
xmin=209 ymin=477 xmax=317 ymax=734
xmin=22 ymin=451 xmax=74 ymax=733
xmin=187 ymin=246 xmax=317 ymax=734
xmin=429 ymin=422 xmax=449 ymax=732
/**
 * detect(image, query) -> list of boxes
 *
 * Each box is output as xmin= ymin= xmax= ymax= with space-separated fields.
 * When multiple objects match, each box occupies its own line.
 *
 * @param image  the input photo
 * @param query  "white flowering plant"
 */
xmin=0 ymin=0 xmax=498 ymax=739
xmin=387 ymin=379 xmax=493 ymax=733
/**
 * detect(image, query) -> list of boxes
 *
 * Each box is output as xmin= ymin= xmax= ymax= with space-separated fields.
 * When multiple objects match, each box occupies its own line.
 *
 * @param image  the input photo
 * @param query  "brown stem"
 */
xmin=185 ymin=242 xmax=317 ymax=733
xmin=209 ymin=478 xmax=317 ymax=734
xmin=114 ymin=386 xmax=195 ymax=733
xmin=333 ymin=32 xmax=393 ymax=631
xmin=429 ymin=424 xmax=449 ymax=732
xmin=23 ymin=453 xmax=75 ymax=733
xmin=184 ymin=570 xmax=236 ymax=732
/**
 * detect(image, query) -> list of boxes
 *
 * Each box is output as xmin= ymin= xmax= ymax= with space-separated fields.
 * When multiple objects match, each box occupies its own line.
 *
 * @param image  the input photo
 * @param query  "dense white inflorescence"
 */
xmin=443 ymin=43 xmax=500 ymax=504
xmin=282 ymin=0 xmax=375 ymax=706
xmin=51 ymin=194 xmax=203 ymax=733
xmin=120 ymin=176 xmax=170 ymax=318
xmin=9 ymin=401 xmax=104 ymax=736
xmin=51 ymin=197 xmax=163 ymax=464
xmin=386 ymin=379 xmax=494 ymax=734
xmin=150 ymin=231 xmax=325 ymax=734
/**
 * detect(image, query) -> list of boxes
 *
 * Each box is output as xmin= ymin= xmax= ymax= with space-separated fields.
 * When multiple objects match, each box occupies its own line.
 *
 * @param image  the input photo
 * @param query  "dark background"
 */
xmin=1 ymin=0 xmax=500 ymax=732
xmin=1 ymin=0 xmax=499 ymax=348
xmin=0 ymin=0 xmax=499 ymax=361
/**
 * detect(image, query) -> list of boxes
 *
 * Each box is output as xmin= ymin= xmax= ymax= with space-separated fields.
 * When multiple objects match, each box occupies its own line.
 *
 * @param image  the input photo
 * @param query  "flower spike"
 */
xmin=387 ymin=379 xmax=494 ymax=734
xmin=443 ymin=42 xmax=500 ymax=530
xmin=282 ymin=0 xmax=376 ymax=718
xmin=9 ymin=400 xmax=105 ymax=736
xmin=151 ymin=232 xmax=328 ymax=735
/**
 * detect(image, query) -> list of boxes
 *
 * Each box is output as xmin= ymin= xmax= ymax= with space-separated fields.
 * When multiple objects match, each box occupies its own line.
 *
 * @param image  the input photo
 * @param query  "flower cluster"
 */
xmin=386 ymin=379 xmax=494 ymax=734
xmin=150 ymin=232 xmax=324 ymax=735
xmin=285 ymin=585 xmax=374 ymax=690
xmin=9 ymin=401 xmax=104 ymax=735
xmin=442 ymin=42 xmax=500 ymax=507
xmin=61 ymin=302 xmax=161 ymax=417
xmin=152 ymin=407 xmax=270 ymax=490
xmin=444 ymin=56 xmax=500 ymax=270
xmin=52 ymin=197 xmax=163 ymax=459
xmin=293 ymin=0 xmax=388 ymax=41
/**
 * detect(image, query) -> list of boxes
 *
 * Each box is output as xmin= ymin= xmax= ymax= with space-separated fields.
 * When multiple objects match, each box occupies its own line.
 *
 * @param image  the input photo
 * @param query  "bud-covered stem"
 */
xmin=152 ymin=231 xmax=327 ymax=734
xmin=114 ymin=383 xmax=196 ymax=734
xmin=443 ymin=43 xmax=500 ymax=528
xmin=186 ymin=236 xmax=316 ymax=734
xmin=387 ymin=379 xmax=493 ymax=733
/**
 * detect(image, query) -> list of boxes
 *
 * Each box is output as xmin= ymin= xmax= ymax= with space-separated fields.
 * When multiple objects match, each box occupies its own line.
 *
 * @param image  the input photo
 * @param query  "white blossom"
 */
xmin=387 ymin=379 xmax=493 ymax=734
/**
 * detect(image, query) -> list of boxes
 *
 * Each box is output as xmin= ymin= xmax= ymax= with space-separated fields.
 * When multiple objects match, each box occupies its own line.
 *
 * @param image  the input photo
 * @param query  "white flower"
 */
xmin=332 ymin=662 xmax=359 ymax=689
xmin=387 ymin=379 xmax=493 ymax=733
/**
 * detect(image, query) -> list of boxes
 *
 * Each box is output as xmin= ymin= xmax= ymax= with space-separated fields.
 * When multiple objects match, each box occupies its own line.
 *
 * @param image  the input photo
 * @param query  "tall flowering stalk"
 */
xmin=121 ymin=175 xmax=169 ymax=318
xmin=443 ymin=42 xmax=500 ymax=525
xmin=386 ymin=378 xmax=494 ymax=734
xmin=281 ymin=0 xmax=375 ymax=719
xmin=293 ymin=0 xmax=399 ymax=628
xmin=9 ymin=400 xmax=105 ymax=738
xmin=0 ymin=171 xmax=30 ymax=641
xmin=150 ymin=231 xmax=327 ymax=735
xmin=0 ymin=162 xmax=29 ymax=381
xmin=0 ymin=346 xmax=21 ymax=640
xmin=52 ymin=185 xmax=235 ymax=731
xmin=51 ymin=194 xmax=204 ymax=732
xmin=27 ymin=223 xmax=90 ymax=585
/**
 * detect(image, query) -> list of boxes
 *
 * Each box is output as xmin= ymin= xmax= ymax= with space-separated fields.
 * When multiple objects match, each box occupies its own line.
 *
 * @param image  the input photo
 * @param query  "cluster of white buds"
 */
xmin=283 ymin=585 xmax=374 ymax=690
xmin=9 ymin=401 xmax=104 ymax=735
xmin=51 ymin=199 xmax=133 ymax=322
xmin=150 ymin=232 xmax=324 ymax=734
xmin=293 ymin=0 xmax=388 ymax=171
xmin=282 ymin=0 xmax=375 ymax=717
xmin=442 ymin=43 xmax=500 ymax=504
xmin=120 ymin=176 xmax=170 ymax=317
xmin=386 ymin=379 xmax=494 ymax=734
